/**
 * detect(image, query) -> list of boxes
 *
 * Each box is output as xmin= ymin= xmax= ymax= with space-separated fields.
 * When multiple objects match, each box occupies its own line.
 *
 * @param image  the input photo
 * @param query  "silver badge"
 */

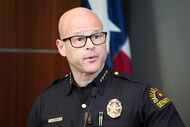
xmin=106 ymin=98 xmax=122 ymax=118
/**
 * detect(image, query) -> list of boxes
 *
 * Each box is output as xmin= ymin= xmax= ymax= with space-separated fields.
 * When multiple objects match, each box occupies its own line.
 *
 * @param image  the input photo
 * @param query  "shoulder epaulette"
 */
xmin=112 ymin=71 xmax=130 ymax=80
xmin=51 ymin=73 xmax=70 ymax=86
xmin=41 ymin=74 xmax=70 ymax=94
xmin=112 ymin=71 xmax=144 ymax=84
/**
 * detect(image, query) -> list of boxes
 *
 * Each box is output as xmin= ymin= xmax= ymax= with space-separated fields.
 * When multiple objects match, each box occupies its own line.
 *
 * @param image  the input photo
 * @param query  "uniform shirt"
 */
xmin=28 ymin=65 xmax=185 ymax=127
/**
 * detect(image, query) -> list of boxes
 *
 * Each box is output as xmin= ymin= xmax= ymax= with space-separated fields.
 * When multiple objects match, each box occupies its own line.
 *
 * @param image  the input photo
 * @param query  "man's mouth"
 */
xmin=84 ymin=55 xmax=98 ymax=63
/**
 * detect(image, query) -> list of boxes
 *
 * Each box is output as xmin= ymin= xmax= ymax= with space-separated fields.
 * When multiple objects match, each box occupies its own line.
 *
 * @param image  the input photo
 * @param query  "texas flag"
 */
xmin=81 ymin=0 xmax=133 ymax=75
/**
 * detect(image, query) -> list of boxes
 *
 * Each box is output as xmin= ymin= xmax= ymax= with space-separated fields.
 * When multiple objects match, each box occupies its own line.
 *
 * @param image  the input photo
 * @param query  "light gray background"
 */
xmin=128 ymin=0 xmax=190 ymax=126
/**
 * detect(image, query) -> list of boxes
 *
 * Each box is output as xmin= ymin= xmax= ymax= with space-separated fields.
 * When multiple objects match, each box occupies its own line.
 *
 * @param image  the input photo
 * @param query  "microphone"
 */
xmin=82 ymin=86 xmax=97 ymax=127
xmin=83 ymin=111 xmax=92 ymax=127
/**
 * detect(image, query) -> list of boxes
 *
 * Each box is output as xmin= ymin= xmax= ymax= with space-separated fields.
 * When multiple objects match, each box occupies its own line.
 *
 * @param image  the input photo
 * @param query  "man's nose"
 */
xmin=85 ymin=37 xmax=95 ymax=49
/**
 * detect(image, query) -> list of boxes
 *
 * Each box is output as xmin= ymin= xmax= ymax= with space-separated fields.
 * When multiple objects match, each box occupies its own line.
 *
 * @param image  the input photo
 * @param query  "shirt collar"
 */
xmin=64 ymin=65 xmax=111 ymax=96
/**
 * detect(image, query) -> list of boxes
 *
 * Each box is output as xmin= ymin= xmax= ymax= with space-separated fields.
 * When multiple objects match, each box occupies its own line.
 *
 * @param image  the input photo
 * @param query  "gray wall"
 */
xmin=128 ymin=0 xmax=190 ymax=126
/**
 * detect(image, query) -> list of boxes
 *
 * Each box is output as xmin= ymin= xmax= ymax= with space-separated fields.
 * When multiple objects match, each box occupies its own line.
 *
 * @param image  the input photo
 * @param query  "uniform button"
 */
xmin=114 ymin=71 xmax=119 ymax=75
xmin=81 ymin=103 xmax=87 ymax=109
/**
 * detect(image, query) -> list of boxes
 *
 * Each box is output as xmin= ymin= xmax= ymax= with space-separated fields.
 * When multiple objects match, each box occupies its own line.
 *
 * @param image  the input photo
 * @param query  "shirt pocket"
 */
xmin=91 ymin=114 xmax=126 ymax=127
xmin=103 ymin=118 xmax=126 ymax=127
xmin=43 ymin=122 xmax=64 ymax=127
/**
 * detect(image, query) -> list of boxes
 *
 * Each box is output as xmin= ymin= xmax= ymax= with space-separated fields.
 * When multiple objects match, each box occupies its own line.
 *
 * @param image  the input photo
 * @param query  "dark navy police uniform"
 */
xmin=28 ymin=65 xmax=185 ymax=127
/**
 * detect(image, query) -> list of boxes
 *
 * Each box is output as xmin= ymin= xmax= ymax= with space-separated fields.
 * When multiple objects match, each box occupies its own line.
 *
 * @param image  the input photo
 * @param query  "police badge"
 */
xmin=106 ymin=98 xmax=122 ymax=118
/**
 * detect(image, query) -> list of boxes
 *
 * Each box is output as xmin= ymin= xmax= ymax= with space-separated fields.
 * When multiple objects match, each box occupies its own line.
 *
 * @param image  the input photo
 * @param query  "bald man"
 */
xmin=56 ymin=7 xmax=107 ymax=87
xmin=28 ymin=7 xmax=185 ymax=127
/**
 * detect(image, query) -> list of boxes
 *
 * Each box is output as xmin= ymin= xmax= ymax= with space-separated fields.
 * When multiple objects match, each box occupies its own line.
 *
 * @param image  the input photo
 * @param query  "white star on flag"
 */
xmin=88 ymin=0 xmax=121 ymax=52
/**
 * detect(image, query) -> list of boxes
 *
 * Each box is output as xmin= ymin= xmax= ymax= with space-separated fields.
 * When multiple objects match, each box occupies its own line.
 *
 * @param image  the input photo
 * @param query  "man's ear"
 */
xmin=56 ymin=39 xmax=66 ymax=57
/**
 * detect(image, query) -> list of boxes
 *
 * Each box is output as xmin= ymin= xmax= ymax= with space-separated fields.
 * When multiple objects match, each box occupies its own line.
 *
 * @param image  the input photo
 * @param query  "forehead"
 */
xmin=60 ymin=9 xmax=103 ymax=37
xmin=64 ymin=19 xmax=102 ymax=37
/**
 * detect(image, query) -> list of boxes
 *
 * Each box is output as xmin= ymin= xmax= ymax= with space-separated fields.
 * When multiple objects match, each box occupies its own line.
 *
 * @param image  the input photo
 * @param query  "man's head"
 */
xmin=56 ymin=7 xmax=107 ymax=74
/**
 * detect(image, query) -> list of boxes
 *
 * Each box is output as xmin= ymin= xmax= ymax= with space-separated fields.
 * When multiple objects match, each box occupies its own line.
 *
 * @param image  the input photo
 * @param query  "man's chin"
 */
xmin=84 ymin=69 xmax=99 ymax=74
xmin=83 ymin=65 xmax=101 ymax=74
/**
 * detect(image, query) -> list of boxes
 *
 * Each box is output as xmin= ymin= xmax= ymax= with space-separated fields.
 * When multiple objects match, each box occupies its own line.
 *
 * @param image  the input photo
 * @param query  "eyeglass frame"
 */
xmin=61 ymin=32 xmax=107 ymax=48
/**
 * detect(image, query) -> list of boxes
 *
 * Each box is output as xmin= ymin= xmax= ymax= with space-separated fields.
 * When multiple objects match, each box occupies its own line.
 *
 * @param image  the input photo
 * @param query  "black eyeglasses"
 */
xmin=62 ymin=32 xmax=107 ymax=48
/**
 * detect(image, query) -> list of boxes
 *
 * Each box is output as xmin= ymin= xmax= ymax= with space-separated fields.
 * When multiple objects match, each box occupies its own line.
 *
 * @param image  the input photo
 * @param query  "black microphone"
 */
xmin=83 ymin=111 xmax=92 ymax=127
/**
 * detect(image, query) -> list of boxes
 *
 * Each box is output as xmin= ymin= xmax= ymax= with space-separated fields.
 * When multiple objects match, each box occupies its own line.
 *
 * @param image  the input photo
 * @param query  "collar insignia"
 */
xmin=106 ymin=98 xmax=122 ymax=118
xmin=99 ymin=70 xmax=108 ymax=83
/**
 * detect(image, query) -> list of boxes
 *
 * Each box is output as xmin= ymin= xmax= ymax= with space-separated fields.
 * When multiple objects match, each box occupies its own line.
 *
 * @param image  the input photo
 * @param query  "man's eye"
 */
xmin=94 ymin=35 xmax=100 ymax=39
xmin=93 ymin=34 xmax=101 ymax=39
xmin=76 ymin=37 xmax=85 ymax=41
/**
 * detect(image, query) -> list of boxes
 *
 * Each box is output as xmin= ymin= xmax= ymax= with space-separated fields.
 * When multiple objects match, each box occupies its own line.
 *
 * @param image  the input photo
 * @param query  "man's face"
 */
xmin=57 ymin=12 xmax=107 ymax=74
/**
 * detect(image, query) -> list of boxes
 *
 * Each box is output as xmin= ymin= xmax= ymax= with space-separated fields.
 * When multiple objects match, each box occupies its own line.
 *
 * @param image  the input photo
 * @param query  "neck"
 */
xmin=70 ymin=65 xmax=104 ymax=87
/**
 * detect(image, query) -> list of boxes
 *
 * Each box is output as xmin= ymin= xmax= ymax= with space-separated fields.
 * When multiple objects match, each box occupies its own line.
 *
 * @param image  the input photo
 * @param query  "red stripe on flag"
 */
xmin=113 ymin=50 xmax=133 ymax=75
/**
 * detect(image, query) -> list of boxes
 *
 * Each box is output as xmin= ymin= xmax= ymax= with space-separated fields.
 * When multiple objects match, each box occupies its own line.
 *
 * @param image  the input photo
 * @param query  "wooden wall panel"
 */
xmin=0 ymin=53 xmax=70 ymax=126
xmin=0 ymin=0 xmax=81 ymax=127
xmin=0 ymin=0 xmax=81 ymax=49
